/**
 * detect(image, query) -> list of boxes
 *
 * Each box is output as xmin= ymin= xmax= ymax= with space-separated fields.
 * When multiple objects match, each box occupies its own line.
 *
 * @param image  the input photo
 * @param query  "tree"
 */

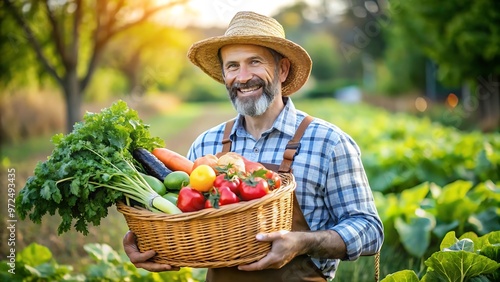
xmin=391 ymin=0 xmax=500 ymax=131
xmin=100 ymin=22 xmax=192 ymax=96
xmin=2 ymin=0 xmax=187 ymax=132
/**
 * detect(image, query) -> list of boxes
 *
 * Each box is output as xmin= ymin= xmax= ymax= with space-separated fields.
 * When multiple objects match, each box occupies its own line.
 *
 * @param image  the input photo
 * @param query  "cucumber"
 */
xmin=140 ymin=172 xmax=167 ymax=196
xmin=162 ymin=192 xmax=178 ymax=205
xmin=133 ymin=147 xmax=172 ymax=181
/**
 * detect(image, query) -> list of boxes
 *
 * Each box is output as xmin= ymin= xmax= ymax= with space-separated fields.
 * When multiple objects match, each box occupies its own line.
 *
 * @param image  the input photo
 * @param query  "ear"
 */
xmin=279 ymin=58 xmax=291 ymax=83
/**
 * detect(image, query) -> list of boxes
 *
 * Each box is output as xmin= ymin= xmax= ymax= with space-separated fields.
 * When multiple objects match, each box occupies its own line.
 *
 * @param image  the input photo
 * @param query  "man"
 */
xmin=123 ymin=11 xmax=383 ymax=281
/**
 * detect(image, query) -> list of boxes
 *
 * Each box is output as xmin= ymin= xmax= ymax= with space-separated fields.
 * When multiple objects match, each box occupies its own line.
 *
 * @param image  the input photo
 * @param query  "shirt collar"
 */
xmin=232 ymin=97 xmax=298 ymax=139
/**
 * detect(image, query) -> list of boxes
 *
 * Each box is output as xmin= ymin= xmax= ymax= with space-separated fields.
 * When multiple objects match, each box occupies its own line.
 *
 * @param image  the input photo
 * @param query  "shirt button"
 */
xmin=253 ymin=148 xmax=259 ymax=153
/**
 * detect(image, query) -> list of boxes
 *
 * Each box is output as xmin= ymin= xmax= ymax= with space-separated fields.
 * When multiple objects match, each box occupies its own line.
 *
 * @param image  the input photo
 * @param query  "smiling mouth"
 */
xmin=238 ymin=85 xmax=262 ymax=95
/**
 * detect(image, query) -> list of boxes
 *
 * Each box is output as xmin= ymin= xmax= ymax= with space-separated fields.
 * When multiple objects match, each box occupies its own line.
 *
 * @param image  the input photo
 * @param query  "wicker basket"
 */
xmin=117 ymin=173 xmax=296 ymax=268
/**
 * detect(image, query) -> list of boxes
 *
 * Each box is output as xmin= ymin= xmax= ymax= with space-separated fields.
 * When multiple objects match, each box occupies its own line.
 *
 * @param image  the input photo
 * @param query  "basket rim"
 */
xmin=117 ymin=173 xmax=296 ymax=221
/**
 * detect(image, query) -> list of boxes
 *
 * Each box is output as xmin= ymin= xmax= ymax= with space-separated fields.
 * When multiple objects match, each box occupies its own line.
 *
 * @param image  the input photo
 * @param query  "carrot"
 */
xmin=152 ymin=148 xmax=194 ymax=174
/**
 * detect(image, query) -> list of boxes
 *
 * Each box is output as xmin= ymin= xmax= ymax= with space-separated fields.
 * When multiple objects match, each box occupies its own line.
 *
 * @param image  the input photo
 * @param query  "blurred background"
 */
xmin=1 ymin=0 xmax=499 ymax=281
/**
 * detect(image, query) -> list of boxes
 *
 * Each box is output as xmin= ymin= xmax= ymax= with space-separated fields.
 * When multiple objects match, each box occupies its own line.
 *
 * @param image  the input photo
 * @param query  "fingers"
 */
xmin=133 ymin=261 xmax=180 ymax=272
xmin=123 ymin=231 xmax=179 ymax=272
xmin=238 ymin=231 xmax=289 ymax=271
xmin=255 ymin=230 xmax=289 ymax=242
xmin=238 ymin=253 xmax=272 ymax=271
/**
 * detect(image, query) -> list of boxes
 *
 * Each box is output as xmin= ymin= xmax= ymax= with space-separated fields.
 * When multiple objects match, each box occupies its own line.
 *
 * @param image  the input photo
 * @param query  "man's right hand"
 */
xmin=123 ymin=230 xmax=180 ymax=272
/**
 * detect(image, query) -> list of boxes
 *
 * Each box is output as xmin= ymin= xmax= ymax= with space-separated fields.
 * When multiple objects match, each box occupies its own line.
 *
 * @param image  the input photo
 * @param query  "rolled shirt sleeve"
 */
xmin=326 ymin=134 xmax=384 ymax=260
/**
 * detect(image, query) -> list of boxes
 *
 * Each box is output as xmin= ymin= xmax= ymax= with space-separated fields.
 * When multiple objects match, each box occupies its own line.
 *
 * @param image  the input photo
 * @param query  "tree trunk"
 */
xmin=477 ymin=74 xmax=500 ymax=132
xmin=63 ymin=68 xmax=82 ymax=133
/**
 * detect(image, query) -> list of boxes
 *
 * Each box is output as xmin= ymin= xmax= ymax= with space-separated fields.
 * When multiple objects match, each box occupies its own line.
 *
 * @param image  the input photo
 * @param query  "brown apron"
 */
xmin=207 ymin=116 xmax=327 ymax=282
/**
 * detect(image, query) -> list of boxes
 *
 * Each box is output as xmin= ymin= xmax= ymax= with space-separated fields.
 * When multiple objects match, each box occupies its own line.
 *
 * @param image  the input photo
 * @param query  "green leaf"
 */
xmin=395 ymin=214 xmax=435 ymax=258
xmin=440 ymin=231 xmax=459 ymax=250
xmin=400 ymin=182 xmax=430 ymax=216
xmin=40 ymin=180 xmax=56 ymax=201
xmin=34 ymin=262 xmax=72 ymax=279
xmin=18 ymin=243 xmax=52 ymax=266
xmin=444 ymin=238 xmax=474 ymax=252
xmin=436 ymin=180 xmax=479 ymax=223
xmin=83 ymin=243 xmax=122 ymax=264
xmin=70 ymin=178 xmax=80 ymax=196
xmin=481 ymin=245 xmax=500 ymax=264
xmin=380 ymin=269 xmax=420 ymax=282
xmin=469 ymin=209 xmax=500 ymax=235
xmin=437 ymin=180 xmax=474 ymax=204
xmin=468 ymin=275 xmax=495 ymax=282
xmin=423 ymin=251 xmax=499 ymax=282
xmin=433 ymin=220 xmax=459 ymax=239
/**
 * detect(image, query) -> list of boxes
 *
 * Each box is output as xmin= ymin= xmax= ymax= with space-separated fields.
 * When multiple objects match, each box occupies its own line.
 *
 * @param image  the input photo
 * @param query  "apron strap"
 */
xmin=219 ymin=118 xmax=236 ymax=156
xmin=278 ymin=115 xmax=314 ymax=173
xmin=217 ymin=116 xmax=314 ymax=171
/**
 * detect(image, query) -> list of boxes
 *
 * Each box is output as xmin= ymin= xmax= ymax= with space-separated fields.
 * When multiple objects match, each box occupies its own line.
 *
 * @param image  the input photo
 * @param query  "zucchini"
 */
xmin=140 ymin=172 xmax=167 ymax=196
xmin=133 ymin=147 xmax=172 ymax=181
xmin=162 ymin=192 xmax=178 ymax=205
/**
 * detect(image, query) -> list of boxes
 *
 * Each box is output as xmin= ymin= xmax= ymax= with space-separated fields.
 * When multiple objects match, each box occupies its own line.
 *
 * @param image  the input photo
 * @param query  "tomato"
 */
xmin=213 ymin=173 xmax=241 ymax=195
xmin=265 ymin=170 xmax=281 ymax=190
xmin=177 ymin=187 xmax=205 ymax=212
xmin=204 ymin=186 xmax=240 ymax=209
xmin=192 ymin=154 xmax=219 ymax=171
xmin=190 ymin=164 xmax=216 ymax=192
xmin=204 ymin=198 xmax=215 ymax=209
xmin=239 ymin=177 xmax=269 ymax=201
xmin=242 ymin=157 xmax=265 ymax=173
xmin=219 ymin=186 xmax=240 ymax=206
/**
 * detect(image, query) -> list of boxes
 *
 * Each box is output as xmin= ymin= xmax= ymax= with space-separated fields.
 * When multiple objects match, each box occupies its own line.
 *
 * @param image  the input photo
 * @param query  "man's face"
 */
xmin=220 ymin=44 xmax=283 ymax=117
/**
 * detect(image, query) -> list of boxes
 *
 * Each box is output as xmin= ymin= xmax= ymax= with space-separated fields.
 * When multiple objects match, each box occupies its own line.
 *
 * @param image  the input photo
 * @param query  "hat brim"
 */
xmin=187 ymin=35 xmax=312 ymax=96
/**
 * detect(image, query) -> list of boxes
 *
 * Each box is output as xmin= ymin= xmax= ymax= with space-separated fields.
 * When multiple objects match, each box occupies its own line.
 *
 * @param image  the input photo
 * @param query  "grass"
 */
xmin=145 ymin=103 xmax=204 ymax=141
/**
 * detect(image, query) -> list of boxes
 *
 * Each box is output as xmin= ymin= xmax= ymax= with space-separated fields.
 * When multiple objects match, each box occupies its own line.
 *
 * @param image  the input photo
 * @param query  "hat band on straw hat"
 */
xmin=187 ymin=11 xmax=312 ymax=96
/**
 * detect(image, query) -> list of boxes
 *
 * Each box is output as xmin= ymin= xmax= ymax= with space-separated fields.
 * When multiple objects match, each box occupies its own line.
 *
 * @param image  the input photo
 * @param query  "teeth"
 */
xmin=240 ymin=86 xmax=260 ymax=93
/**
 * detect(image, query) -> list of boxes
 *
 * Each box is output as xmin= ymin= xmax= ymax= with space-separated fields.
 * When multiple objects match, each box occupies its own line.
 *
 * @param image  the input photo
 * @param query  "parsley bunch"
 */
xmin=16 ymin=100 xmax=167 ymax=235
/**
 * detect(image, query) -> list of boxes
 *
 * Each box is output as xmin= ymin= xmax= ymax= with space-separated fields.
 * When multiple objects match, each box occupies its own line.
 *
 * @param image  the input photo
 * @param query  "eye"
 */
xmin=250 ymin=59 xmax=261 ymax=65
xmin=226 ymin=63 xmax=238 ymax=71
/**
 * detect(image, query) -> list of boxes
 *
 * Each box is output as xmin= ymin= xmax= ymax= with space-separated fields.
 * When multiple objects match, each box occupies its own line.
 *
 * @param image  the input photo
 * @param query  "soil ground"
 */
xmin=165 ymin=105 xmax=236 ymax=154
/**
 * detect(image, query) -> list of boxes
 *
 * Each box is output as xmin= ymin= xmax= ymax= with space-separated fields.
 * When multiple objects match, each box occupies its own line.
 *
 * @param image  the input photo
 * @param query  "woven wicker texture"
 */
xmin=117 ymin=173 xmax=296 ymax=268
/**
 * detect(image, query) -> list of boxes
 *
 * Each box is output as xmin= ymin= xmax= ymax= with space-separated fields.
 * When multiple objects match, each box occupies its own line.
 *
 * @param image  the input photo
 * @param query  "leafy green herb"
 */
xmin=381 ymin=231 xmax=500 ymax=282
xmin=16 ymin=100 xmax=173 ymax=235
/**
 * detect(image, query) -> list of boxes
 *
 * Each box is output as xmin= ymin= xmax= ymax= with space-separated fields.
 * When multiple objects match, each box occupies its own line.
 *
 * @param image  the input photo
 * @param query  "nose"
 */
xmin=235 ymin=65 xmax=252 ymax=84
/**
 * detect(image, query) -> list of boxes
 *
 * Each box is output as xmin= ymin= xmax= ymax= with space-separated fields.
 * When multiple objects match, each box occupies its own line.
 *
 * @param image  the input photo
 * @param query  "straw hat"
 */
xmin=187 ymin=11 xmax=312 ymax=96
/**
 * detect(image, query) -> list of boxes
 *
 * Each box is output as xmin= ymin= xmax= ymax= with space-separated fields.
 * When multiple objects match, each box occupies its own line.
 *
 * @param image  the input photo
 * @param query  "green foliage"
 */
xmin=16 ymin=100 xmax=164 ymax=235
xmin=84 ymin=68 xmax=128 ymax=102
xmin=176 ymin=66 xmax=226 ymax=102
xmin=304 ymin=79 xmax=360 ymax=99
xmin=389 ymin=0 xmax=500 ymax=85
xmin=376 ymin=23 xmax=427 ymax=95
xmin=375 ymin=180 xmax=500 ymax=259
xmin=100 ymin=22 xmax=194 ymax=96
xmin=0 ymin=243 xmax=77 ymax=281
xmin=381 ymin=231 xmax=500 ymax=282
xmin=382 ymin=270 xmax=420 ymax=282
xmin=0 ymin=242 xmax=206 ymax=282
xmin=0 ymin=1 xmax=52 ymax=89
xmin=295 ymin=99 xmax=500 ymax=193
xmin=303 ymin=32 xmax=340 ymax=81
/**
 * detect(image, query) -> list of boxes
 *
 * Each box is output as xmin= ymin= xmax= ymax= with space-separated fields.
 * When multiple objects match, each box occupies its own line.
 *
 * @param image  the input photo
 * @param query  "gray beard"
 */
xmin=232 ymin=92 xmax=271 ymax=117
xmin=228 ymin=76 xmax=280 ymax=117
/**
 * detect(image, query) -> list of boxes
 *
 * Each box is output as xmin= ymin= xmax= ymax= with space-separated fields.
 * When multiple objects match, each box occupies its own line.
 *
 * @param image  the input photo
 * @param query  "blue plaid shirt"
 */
xmin=187 ymin=98 xmax=383 ymax=279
